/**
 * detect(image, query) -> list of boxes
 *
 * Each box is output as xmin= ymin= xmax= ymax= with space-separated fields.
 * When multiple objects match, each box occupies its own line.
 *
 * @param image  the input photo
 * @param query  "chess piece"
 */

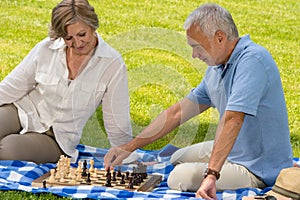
xmin=68 ymin=167 xmax=75 ymax=178
xmin=43 ymin=180 xmax=47 ymax=188
xmin=125 ymin=171 xmax=130 ymax=180
xmin=105 ymin=179 xmax=112 ymax=187
xmin=86 ymin=172 xmax=91 ymax=184
xmin=117 ymin=166 xmax=122 ymax=177
xmin=70 ymin=176 xmax=77 ymax=184
xmin=77 ymin=161 xmax=82 ymax=173
xmin=105 ymin=168 xmax=110 ymax=177
xmin=81 ymin=167 xmax=87 ymax=177
xmin=106 ymin=172 xmax=111 ymax=180
xmin=120 ymin=174 xmax=125 ymax=184
xmin=92 ymin=168 xmax=97 ymax=178
xmin=112 ymin=171 xmax=117 ymax=181
xmin=126 ymin=177 xmax=134 ymax=189
xmin=89 ymin=160 xmax=94 ymax=173
xmin=76 ymin=172 xmax=81 ymax=181
xmin=48 ymin=169 xmax=56 ymax=183
xmin=105 ymin=173 xmax=112 ymax=187
xmin=83 ymin=160 xmax=87 ymax=170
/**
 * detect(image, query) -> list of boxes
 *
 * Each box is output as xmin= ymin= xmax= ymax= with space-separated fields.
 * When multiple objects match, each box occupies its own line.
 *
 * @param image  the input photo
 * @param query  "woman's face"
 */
xmin=63 ymin=21 xmax=97 ymax=56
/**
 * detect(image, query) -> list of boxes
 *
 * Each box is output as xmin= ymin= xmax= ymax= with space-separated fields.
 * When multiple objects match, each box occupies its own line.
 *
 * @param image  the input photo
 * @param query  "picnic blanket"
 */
xmin=0 ymin=144 xmax=299 ymax=200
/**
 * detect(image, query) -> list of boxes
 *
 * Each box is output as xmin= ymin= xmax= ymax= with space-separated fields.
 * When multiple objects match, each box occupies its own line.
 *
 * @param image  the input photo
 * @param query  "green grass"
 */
xmin=0 ymin=0 xmax=299 ymax=199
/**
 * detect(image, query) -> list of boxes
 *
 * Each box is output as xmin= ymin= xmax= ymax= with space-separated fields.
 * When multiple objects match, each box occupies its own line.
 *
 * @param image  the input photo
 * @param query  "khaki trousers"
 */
xmin=167 ymin=141 xmax=266 ymax=191
xmin=0 ymin=104 xmax=64 ymax=164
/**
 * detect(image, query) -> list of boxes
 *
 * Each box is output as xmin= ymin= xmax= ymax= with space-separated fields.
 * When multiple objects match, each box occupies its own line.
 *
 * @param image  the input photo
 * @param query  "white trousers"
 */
xmin=167 ymin=141 xmax=266 ymax=192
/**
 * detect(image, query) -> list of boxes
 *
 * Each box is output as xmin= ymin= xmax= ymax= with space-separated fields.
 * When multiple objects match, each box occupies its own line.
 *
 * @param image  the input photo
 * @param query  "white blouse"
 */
xmin=0 ymin=34 xmax=132 ymax=163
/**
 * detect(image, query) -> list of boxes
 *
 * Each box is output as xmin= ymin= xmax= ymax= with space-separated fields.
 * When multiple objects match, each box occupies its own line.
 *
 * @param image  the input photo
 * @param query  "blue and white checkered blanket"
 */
xmin=0 ymin=144 xmax=299 ymax=199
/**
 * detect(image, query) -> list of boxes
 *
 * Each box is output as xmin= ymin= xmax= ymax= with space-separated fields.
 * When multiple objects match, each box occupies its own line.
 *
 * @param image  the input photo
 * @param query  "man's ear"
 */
xmin=215 ymin=30 xmax=226 ymax=43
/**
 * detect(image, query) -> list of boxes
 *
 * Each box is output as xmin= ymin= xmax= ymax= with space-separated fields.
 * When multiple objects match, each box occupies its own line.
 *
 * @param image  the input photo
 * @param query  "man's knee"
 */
xmin=167 ymin=162 xmax=205 ymax=191
xmin=170 ymin=141 xmax=213 ymax=165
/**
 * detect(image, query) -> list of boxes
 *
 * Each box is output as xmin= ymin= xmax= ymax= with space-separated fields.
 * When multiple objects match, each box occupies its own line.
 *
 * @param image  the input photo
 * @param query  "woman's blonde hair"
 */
xmin=49 ymin=0 xmax=99 ymax=40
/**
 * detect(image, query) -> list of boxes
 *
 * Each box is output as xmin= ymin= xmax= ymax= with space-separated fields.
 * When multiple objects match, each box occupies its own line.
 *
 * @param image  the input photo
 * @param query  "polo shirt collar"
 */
xmin=226 ymin=34 xmax=252 ymax=65
xmin=215 ymin=34 xmax=252 ymax=71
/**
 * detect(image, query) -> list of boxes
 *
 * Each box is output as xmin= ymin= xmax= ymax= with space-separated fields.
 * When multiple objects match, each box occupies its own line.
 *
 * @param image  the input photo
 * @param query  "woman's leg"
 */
xmin=0 ymin=104 xmax=22 ymax=140
xmin=0 ymin=104 xmax=64 ymax=164
xmin=0 ymin=131 xmax=64 ymax=164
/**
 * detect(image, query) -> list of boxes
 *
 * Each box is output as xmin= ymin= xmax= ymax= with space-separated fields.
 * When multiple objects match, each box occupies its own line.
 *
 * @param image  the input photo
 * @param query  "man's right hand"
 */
xmin=103 ymin=144 xmax=132 ymax=170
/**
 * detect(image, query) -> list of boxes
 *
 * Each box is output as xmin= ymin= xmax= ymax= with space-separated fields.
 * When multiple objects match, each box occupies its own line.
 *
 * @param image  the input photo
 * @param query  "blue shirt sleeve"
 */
xmin=226 ymin=53 xmax=268 ymax=116
xmin=186 ymin=80 xmax=212 ymax=106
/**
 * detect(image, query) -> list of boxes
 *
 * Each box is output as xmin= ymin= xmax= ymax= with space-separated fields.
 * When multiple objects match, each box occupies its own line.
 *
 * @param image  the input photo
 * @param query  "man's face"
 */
xmin=186 ymin=24 xmax=223 ymax=66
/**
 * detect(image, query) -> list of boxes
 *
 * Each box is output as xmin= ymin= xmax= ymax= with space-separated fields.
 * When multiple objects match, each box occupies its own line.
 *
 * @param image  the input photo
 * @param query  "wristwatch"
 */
xmin=203 ymin=168 xmax=220 ymax=180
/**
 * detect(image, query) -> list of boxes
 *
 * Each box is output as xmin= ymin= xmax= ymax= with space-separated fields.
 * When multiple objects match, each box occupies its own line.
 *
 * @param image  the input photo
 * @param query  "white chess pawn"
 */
xmin=77 ymin=161 xmax=82 ymax=173
xmin=70 ymin=176 xmax=77 ymax=184
xmin=76 ymin=172 xmax=81 ymax=181
xmin=89 ymin=160 xmax=95 ymax=173
xmin=68 ymin=167 xmax=75 ymax=178
xmin=48 ymin=169 xmax=56 ymax=183
xmin=92 ymin=168 xmax=98 ymax=178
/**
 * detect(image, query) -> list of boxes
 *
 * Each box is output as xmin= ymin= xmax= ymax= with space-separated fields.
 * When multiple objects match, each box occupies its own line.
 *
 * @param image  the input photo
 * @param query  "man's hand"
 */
xmin=196 ymin=176 xmax=217 ymax=199
xmin=104 ymin=144 xmax=132 ymax=170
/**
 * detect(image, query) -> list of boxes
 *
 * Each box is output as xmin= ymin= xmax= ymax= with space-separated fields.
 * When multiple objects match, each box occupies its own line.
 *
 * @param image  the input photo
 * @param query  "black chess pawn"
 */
xmin=137 ymin=174 xmax=143 ymax=184
xmin=105 ymin=168 xmax=110 ymax=177
xmin=105 ymin=179 xmax=112 ymax=187
xmin=81 ymin=168 xmax=88 ymax=177
xmin=105 ymin=173 xmax=112 ymax=187
xmin=43 ymin=180 xmax=47 ymax=188
xmin=125 ymin=171 xmax=130 ymax=180
xmin=86 ymin=172 xmax=91 ymax=184
xmin=112 ymin=171 xmax=117 ymax=181
xmin=126 ymin=177 xmax=134 ymax=189
xmin=133 ymin=174 xmax=142 ymax=186
xmin=142 ymin=172 xmax=147 ymax=179
xmin=119 ymin=174 xmax=125 ymax=184
xmin=106 ymin=172 xmax=111 ymax=180
xmin=117 ymin=166 xmax=122 ymax=177
xmin=83 ymin=160 xmax=87 ymax=170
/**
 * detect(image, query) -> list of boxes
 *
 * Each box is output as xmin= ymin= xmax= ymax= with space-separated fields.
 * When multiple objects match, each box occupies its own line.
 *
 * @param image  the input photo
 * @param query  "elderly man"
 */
xmin=104 ymin=3 xmax=293 ymax=199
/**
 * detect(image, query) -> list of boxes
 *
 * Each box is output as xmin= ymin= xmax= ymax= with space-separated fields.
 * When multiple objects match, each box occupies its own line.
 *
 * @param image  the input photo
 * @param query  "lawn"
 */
xmin=0 ymin=0 xmax=299 ymax=199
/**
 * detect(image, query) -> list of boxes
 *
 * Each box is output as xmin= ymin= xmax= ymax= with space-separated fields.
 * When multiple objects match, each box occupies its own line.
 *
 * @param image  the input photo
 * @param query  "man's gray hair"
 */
xmin=184 ymin=3 xmax=239 ymax=40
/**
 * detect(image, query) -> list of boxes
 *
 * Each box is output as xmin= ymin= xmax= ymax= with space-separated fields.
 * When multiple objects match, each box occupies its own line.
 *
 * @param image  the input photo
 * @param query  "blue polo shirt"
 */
xmin=187 ymin=35 xmax=293 ymax=186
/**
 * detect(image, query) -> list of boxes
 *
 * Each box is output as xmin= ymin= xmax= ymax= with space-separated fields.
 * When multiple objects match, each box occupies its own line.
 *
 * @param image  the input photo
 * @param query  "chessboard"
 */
xmin=32 ymin=155 xmax=162 ymax=192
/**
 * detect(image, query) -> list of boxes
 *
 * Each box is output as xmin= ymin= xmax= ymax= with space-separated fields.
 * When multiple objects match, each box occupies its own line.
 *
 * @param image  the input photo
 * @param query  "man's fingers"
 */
xmin=196 ymin=190 xmax=213 ymax=199
xmin=103 ymin=146 xmax=132 ymax=170
xmin=111 ymin=154 xmax=126 ymax=166
xmin=104 ymin=151 xmax=117 ymax=168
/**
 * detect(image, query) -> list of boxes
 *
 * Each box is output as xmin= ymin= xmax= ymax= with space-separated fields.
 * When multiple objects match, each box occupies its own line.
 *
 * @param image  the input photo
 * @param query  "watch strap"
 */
xmin=204 ymin=168 xmax=220 ymax=180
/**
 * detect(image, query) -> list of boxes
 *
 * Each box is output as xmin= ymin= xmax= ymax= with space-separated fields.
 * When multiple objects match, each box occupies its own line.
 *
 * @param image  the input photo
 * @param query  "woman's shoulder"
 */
xmin=34 ymin=37 xmax=64 ymax=51
xmin=95 ymin=35 xmax=121 ymax=59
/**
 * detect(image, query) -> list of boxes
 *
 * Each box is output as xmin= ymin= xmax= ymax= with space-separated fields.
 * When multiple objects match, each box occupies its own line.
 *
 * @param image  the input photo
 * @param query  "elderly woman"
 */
xmin=0 ymin=0 xmax=132 ymax=164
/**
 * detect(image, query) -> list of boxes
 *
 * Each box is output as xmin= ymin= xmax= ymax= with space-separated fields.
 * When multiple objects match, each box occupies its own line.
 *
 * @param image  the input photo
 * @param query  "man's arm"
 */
xmin=104 ymin=97 xmax=210 ymax=167
xmin=196 ymin=110 xmax=245 ymax=199
xmin=209 ymin=110 xmax=245 ymax=172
